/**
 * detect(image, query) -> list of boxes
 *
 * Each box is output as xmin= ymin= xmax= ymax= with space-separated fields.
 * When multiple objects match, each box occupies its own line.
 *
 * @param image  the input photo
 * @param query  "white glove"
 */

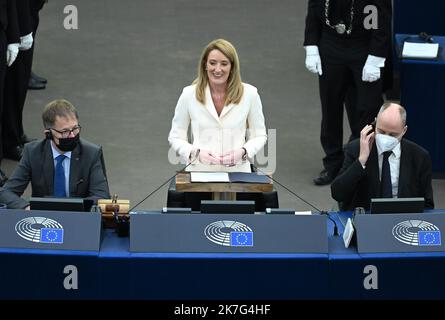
xmin=19 ymin=32 xmax=33 ymax=51
xmin=6 ymin=43 xmax=20 ymax=66
xmin=362 ymin=55 xmax=386 ymax=82
xmin=304 ymin=45 xmax=323 ymax=76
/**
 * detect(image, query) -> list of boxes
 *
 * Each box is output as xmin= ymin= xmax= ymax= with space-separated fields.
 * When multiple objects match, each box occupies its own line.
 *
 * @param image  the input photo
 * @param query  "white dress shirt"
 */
xmin=376 ymin=142 xmax=401 ymax=198
xmin=51 ymin=142 xmax=72 ymax=196
xmin=168 ymin=83 xmax=267 ymax=172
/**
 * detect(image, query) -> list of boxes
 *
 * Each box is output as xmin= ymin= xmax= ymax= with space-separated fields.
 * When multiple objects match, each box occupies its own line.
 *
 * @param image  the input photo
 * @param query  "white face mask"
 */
xmin=375 ymin=133 xmax=399 ymax=152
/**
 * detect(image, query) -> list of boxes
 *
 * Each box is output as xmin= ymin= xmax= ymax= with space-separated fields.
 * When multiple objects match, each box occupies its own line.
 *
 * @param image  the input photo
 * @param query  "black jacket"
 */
xmin=16 ymin=0 xmax=32 ymax=37
xmin=0 ymin=0 xmax=20 ymax=44
xmin=331 ymin=138 xmax=434 ymax=210
xmin=303 ymin=0 xmax=392 ymax=58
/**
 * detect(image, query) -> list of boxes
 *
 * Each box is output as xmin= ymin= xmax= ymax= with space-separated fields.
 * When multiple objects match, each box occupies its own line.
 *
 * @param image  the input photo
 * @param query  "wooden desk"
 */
xmin=175 ymin=172 xmax=273 ymax=200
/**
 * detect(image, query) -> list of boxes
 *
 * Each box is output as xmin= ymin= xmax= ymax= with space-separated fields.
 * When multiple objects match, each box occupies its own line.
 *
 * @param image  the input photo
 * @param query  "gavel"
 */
xmin=98 ymin=195 xmax=130 ymax=229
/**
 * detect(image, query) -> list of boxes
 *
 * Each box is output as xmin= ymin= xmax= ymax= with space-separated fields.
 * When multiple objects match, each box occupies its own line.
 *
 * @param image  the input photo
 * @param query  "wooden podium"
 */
xmin=175 ymin=172 xmax=273 ymax=200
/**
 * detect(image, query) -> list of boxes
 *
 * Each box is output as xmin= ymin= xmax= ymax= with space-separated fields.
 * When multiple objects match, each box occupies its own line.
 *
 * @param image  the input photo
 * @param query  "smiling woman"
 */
xmin=206 ymin=49 xmax=231 ymax=115
xmin=167 ymin=38 xmax=276 ymax=211
xmin=168 ymin=38 xmax=266 ymax=173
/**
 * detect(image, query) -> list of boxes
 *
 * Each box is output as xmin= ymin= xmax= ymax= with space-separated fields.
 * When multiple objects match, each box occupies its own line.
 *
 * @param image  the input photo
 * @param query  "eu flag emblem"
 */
xmin=40 ymin=228 xmax=64 ymax=244
xmin=230 ymin=232 xmax=253 ymax=247
xmin=418 ymin=231 xmax=441 ymax=246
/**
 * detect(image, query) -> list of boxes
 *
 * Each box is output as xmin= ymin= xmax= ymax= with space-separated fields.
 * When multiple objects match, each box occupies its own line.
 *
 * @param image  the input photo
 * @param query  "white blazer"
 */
xmin=168 ymin=83 xmax=267 ymax=172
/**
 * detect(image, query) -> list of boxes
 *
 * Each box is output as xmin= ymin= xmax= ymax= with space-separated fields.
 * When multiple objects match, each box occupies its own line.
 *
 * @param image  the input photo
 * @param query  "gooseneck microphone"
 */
xmin=129 ymin=154 xmax=339 ymax=236
xmin=129 ymin=151 xmax=200 ymax=212
xmin=251 ymin=164 xmax=339 ymax=236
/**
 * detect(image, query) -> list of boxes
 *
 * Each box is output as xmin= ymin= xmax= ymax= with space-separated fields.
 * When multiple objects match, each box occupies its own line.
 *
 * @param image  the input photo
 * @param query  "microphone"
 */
xmin=251 ymin=164 xmax=339 ymax=236
xmin=129 ymin=150 xmax=200 ymax=212
xmin=419 ymin=32 xmax=434 ymax=43
xmin=112 ymin=201 xmax=129 ymax=237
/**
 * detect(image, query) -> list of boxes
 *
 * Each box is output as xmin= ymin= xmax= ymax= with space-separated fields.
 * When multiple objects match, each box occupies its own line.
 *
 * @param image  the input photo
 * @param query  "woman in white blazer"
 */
xmin=168 ymin=38 xmax=267 ymax=173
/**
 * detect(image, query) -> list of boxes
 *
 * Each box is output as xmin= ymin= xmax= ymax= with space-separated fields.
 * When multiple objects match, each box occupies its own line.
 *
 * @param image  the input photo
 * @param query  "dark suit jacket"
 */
xmin=303 ymin=0 xmax=392 ymax=58
xmin=30 ymin=0 xmax=46 ymax=31
xmin=331 ymin=138 xmax=434 ymax=210
xmin=0 ymin=0 xmax=8 ymax=31
xmin=0 ymin=138 xmax=111 ymax=209
xmin=0 ymin=0 xmax=20 ymax=44
xmin=16 ymin=0 xmax=32 ymax=37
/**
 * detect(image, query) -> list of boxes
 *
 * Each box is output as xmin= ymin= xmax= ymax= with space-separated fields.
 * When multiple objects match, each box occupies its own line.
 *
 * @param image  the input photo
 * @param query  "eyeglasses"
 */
xmin=50 ymin=125 xmax=82 ymax=138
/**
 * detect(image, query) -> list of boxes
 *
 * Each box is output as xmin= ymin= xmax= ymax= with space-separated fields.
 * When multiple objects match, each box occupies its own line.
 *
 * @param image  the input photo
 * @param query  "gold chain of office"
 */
xmin=325 ymin=0 xmax=355 ymax=35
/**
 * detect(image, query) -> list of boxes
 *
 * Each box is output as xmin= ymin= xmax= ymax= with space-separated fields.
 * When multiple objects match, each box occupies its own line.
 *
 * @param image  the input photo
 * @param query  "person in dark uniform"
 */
xmin=0 ymin=0 xmax=20 ymax=184
xmin=28 ymin=0 xmax=47 ymax=90
xmin=303 ymin=0 xmax=392 ymax=185
xmin=2 ymin=0 xmax=34 ymax=161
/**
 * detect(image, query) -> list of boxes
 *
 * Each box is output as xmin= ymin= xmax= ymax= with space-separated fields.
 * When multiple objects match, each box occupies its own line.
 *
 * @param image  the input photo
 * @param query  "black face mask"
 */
xmin=56 ymin=134 xmax=80 ymax=152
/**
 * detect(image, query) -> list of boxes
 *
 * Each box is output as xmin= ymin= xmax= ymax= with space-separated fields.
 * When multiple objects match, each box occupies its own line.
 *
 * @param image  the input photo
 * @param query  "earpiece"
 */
xmin=44 ymin=130 xmax=52 ymax=140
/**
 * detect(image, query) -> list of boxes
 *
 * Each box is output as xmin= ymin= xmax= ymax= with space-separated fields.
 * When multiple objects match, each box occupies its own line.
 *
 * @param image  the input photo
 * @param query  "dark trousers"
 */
xmin=318 ymin=32 xmax=383 ymax=175
xmin=2 ymin=46 xmax=33 ymax=150
xmin=0 ymin=29 xmax=6 ymax=161
xmin=344 ymin=82 xmax=360 ymax=141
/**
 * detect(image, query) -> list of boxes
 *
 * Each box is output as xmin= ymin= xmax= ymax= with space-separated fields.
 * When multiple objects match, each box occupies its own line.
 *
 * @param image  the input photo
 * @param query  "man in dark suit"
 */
xmin=303 ymin=0 xmax=392 ymax=185
xmin=0 ymin=99 xmax=110 ymax=209
xmin=331 ymin=103 xmax=434 ymax=211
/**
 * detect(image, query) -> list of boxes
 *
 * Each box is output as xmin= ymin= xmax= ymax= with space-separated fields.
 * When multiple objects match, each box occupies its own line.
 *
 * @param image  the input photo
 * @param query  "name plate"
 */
xmin=130 ymin=212 xmax=327 ymax=253
xmin=355 ymin=213 xmax=445 ymax=253
xmin=0 ymin=209 xmax=102 ymax=251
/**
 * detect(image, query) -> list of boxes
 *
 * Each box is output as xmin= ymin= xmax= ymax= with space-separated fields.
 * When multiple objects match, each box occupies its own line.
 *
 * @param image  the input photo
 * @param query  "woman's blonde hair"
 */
xmin=193 ymin=39 xmax=243 ymax=105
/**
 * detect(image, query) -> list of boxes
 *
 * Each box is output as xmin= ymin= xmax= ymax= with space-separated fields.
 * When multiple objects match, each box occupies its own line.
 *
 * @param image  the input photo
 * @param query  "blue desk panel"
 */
xmin=2 ymin=212 xmax=445 ymax=299
xmin=0 ymin=230 xmax=329 ymax=300
xmin=0 ymin=248 xmax=98 ymax=299
xmin=97 ymin=232 xmax=329 ymax=300
xmin=395 ymin=34 xmax=445 ymax=174
xmin=328 ymin=212 xmax=445 ymax=299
